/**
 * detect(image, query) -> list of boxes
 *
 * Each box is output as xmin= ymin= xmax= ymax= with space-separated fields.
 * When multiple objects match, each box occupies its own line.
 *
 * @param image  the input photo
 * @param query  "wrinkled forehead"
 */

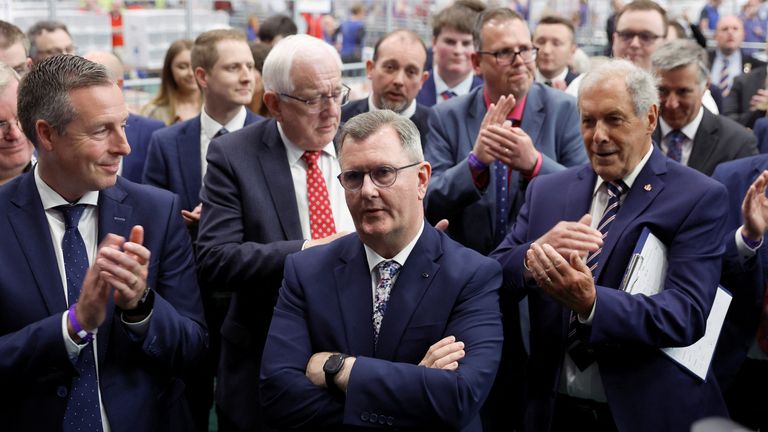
xmin=290 ymin=55 xmax=341 ymax=93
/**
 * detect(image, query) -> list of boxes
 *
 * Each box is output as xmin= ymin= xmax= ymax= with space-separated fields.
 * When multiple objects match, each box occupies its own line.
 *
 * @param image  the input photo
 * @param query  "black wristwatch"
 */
xmin=323 ymin=353 xmax=347 ymax=394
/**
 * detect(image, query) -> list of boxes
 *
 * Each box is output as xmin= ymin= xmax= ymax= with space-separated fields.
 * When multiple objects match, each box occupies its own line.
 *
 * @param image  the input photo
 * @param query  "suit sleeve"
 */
xmin=196 ymin=139 xmax=304 ymax=289
xmin=588 ymin=183 xmax=728 ymax=348
xmin=343 ymin=259 xmax=503 ymax=429
xmin=142 ymin=131 xmax=169 ymax=189
xmin=424 ymin=108 xmax=484 ymax=225
xmin=114 ymin=192 xmax=207 ymax=372
xmin=724 ymin=74 xmax=765 ymax=128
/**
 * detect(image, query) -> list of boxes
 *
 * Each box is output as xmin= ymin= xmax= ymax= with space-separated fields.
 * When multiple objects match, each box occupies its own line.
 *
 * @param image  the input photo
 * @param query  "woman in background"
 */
xmin=141 ymin=39 xmax=201 ymax=125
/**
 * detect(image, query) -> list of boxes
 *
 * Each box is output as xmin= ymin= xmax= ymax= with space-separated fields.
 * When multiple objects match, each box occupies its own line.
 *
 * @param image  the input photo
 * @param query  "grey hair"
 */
xmin=0 ymin=62 xmax=19 ymax=93
xmin=18 ymin=55 xmax=111 ymax=147
xmin=579 ymin=58 xmax=659 ymax=116
xmin=262 ymin=34 xmax=342 ymax=95
xmin=651 ymin=39 xmax=710 ymax=90
xmin=338 ymin=110 xmax=423 ymax=162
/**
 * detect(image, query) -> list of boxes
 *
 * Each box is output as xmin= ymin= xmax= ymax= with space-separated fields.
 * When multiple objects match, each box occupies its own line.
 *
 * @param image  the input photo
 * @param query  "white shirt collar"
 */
xmin=715 ymin=48 xmax=742 ymax=64
xmin=34 ymin=164 xmax=99 ymax=209
xmin=367 ymin=93 xmax=418 ymax=119
xmin=201 ymin=106 xmax=247 ymax=140
xmin=433 ymin=70 xmax=475 ymax=97
xmin=277 ymin=122 xmax=338 ymax=166
xmin=535 ymin=67 xmax=569 ymax=83
xmin=658 ymin=106 xmax=704 ymax=141
xmin=364 ymin=221 xmax=425 ymax=272
xmin=592 ymin=144 xmax=654 ymax=197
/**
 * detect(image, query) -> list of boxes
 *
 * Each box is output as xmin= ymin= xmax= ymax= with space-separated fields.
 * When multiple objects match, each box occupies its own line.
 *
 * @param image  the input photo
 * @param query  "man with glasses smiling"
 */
xmin=196 ymin=34 xmax=355 ymax=432
xmin=260 ymin=109 xmax=503 ymax=430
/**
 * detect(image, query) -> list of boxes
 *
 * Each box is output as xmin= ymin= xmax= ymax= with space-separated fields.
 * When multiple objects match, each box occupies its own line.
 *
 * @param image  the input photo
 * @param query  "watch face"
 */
xmin=323 ymin=354 xmax=345 ymax=374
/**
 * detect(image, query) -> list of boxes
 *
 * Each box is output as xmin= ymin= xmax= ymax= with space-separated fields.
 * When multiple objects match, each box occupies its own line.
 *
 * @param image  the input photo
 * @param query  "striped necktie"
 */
xmin=718 ymin=59 xmax=731 ymax=97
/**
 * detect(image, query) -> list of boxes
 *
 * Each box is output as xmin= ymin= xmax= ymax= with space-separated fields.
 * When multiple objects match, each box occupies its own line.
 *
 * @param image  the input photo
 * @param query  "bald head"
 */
xmin=83 ymin=51 xmax=124 ymax=85
xmin=714 ymin=15 xmax=744 ymax=56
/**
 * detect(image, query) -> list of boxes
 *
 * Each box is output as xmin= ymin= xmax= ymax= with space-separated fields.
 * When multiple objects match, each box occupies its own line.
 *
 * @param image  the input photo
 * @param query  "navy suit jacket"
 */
xmin=260 ymin=225 xmax=503 ymax=431
xmin=341 ymin=98 xmax=431 ymax=151
xmin=712 ymin=155 xmax=768 ymax=388
xmin=652 ymin=108 xmax=758 ymax=176
xmin=142 ymin=110 xmax=261 ymax=211
xmin=415 ymin=70 xmax=484 ymax=107
xmin=724 ymin=65 xmax=767 ymax=128
xmin=490 ymin=148 xmax=729 ymax=432
xmin=0 ymin=174 xmax=207 ymax=431
xmin=425 ymin=83 xmax=587 ymax=254
xmin=196 ymin=118 xmax=307 ymax=430
xmin=121 ymin=113 xmax=165 ymax=183
xmin=752 ymin=117 xmax=768 ymax=153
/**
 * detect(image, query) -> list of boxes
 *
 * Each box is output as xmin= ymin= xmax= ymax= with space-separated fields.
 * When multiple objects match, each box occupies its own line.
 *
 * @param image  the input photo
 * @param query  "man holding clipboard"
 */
xmin=491 ymin=59 xmax=730 ymax=432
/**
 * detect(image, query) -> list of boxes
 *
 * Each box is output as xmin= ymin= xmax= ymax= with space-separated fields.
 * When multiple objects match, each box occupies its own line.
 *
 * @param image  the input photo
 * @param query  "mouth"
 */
xmin=99 ymin=162 xmax=121 ymax=174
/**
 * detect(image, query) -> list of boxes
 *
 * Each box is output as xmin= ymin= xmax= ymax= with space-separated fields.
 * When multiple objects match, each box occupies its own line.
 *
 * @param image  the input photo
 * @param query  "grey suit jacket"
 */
xmin=724 ymin=65 xmax=767 ymax=128
xmin=653 ymin=108 xmax=758 ymax=176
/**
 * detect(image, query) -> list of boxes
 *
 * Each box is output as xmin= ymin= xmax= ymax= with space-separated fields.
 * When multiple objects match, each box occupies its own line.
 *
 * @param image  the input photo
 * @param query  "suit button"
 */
xmin=378 ymin=415 xmax=386 ymax=425
xmin=370 ymin=413 xmax=378 ymax=423
xmin=387 ymin=416 xmax=394 ymax=425
xmin=361 ymin=412 xmax=369 ymax=421
xmin=56 ymin=386 xmax=68 ymax=398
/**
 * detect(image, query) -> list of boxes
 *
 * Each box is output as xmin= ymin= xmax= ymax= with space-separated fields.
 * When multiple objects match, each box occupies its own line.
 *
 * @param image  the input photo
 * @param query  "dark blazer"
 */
xmin=490 ymin=148 xmax=729 ymax=432
xmin=712 ymin=154 xmax=768 ymax=388
xmin=752 ymin=117 xmax=768 ymax=153
xmin=196 ymin=118 xmax=307 ymax=430
xmin=121 ymin=113 xmax=165 ymax=183
xmin=415 ymin=70 xmax=484 ymax=107
xmin=724 ymin=65 xmax=767 ymax=128
xmin=425 ymin=83 xmax=588 ymax=255
xmin=341 ymin=98 xmax=431 ymax=150
xmin=0 ymin=174 xmax=207 ymax=431
xmin=707 ymin=49 xmax=764 ymax=75
xmin=260 ymin=225 xmax=503 ymax=431
xmin=142 ymin=110 xmax=262 ymax=211
xmin=564 ymin=68 xmax=579 ymax=86
xmin=652 ymin=108 xmax=758 ymax=175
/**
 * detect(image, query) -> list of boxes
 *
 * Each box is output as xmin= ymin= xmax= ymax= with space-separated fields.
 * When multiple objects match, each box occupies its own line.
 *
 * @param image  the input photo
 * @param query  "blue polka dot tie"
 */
xmin=493 ymin=160 xmax=510 ymax=244
xmin=666 ymin=129 xmax=686 ymax=162
xmin=57 ymin=204 xmax=103 ymax=432
xmin=372 ymin=260 xmax=401 ymax=347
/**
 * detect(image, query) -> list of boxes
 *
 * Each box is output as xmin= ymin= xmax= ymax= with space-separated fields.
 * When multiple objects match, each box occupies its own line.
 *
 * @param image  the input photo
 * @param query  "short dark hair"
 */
xmin=474 ymin=7 xmax=525 ymax=51
xmin=615 ymin=0 xmax=668 ymax=37
xmin=536 ymin=15 xmax=576 ymax=43
xmin=432 ymin=0 xmax=486 ymax=39
xmin=18 ymin=55 xmax=111 ymax=147
xmin=27 ymin=20 xmax=71 ymax=58
xmin=0 ymin=20 xmax=29 ymax=55
xmin=372 ymin=29 xmax=427 ymax=68
xmin=258 ymin=15 xmax=298 ymax=43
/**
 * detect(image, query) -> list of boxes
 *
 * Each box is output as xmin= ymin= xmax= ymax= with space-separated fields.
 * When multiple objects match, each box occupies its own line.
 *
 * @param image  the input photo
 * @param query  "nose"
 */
xmin=359 ymin=171 xmax=379 ymax=198
xmin=3 ymin=120 xmax=23 ymax=140
xmin=593 ymin=120 xmax=610 ymax=144
xmin=240 ymin=66 xmax=253 ymax=82
xmin=113 ymin=126 xmax=131 ymax=156
xmin=664 ymin=93 xmax=679 ymax=110
xmin=628 ymin=34 xmax=643 ymax=47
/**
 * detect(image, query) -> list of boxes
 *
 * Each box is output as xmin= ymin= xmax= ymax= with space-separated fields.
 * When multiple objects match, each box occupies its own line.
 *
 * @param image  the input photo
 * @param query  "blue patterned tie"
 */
xmin=718 ymin=59 xmax=731 ymax=97
xmin=569 ymin=180 xmax=627 ymax=370
xmin=58 ymin=204 xmax=103 ymax=432
xmin=214 ymin=127 xmax=228 ymax=139
xmin=493 ymin=160 xmax=510 ymax=244
xmin=372 ymin=260 xmax=401 ymax=346
xmin=665 ymin=129 xmax=686 ymax=162
xmin=440 ymin=90 xmax=457 ymax=100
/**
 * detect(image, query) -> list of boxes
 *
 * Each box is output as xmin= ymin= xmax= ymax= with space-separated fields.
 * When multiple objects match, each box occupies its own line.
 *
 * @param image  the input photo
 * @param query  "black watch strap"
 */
xmin=324 ymin=353 xmax=347 ymax=395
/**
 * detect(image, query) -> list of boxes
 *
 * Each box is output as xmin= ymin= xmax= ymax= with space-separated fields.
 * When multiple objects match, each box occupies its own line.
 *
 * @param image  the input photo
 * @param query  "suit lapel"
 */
xmin=593 ymin=148 xmax=666 ymax=281
xmin=95 ymin=180 xmax=133 ymax=362
xmin=257 ymin=121 xmax=303 ymax=240
xmin=688 ymin=109 xmax=718 ymax=172
xmin=375 ymin=226 xmax=442 ymax=360
xmin=177 ymin=117 xmax=203 ymax=210
xmin=465 ymin=88 xmax=486 ymax=153
xmin=335 ymin=237 xmax=375 ymax=357
xmin=8 ymin=173 xmax=66 ymax=314
xmin=521 ymin=84 xmax=544 ymax=147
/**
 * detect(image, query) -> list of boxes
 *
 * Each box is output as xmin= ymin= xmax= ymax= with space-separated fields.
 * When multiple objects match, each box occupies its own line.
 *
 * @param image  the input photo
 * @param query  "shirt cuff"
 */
xmin=735 ymin=226 xmax=762 ymax=264
xmin=121 ymin=309 xmax=153 ymax=337
xmin=467 ymin=152 xmax=490 ymax=191
xmin=523 ymin=152 xmax=543 ymax=180
xmin=577 ymin=297 xmax=597 ymax=325
xmin=62 ymin=311 xmax=84 ymax=363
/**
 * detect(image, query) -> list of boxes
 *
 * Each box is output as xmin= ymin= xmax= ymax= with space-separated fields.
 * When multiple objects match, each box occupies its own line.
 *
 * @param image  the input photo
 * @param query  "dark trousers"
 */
xmin=552 ymin=394 xmax=617 ymax=432
xmin=725 ymin=357 xmax=768 ymax=431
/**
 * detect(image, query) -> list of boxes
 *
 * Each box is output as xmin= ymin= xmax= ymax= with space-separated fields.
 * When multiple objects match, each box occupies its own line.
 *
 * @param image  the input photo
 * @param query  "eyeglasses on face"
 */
xmin=0 ymin=119 xmax=21 ymax=138
xmin=476 ymin=47 xmax=538 ymax=66
xmin=38 ymin=45 xmax=77 ymax=58
xmin=337 ymin=161 xmax=422 ymax=191
xmin=615 ymin=30 xmax=662 ymax=45
xmin=279 ymin=84 xmax=351 ymax=113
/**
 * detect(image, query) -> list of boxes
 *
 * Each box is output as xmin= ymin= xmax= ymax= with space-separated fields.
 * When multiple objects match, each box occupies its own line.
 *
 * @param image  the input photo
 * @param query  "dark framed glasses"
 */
xmin=337 ymin=162 xmax=422 ymax=191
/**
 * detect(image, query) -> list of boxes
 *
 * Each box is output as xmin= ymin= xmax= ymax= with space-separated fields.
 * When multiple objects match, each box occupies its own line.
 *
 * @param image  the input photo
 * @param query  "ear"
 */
xmin=420 ymin=70 xmax=429 ymax=86
xmin=417 ymin=161 xmax=432 ymax=200
xmin=470 ymin=52 xmax=482 ymax=75
xmin=646 ymin=103 xmax=659 ymax=134
xmin=35 ymin=119 xmax=56 ymax=153
xmin=194 ymin=67 xmax=208 ymax=90
xmin=365 ymin=59 xmax=375 ymax=80
xmin=263 ymin=91 xmax=283 ymax=121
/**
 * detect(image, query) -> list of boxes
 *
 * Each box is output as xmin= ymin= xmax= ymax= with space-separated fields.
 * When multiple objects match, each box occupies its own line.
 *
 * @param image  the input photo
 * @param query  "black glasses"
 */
xmin=477 ymin=47 xmax=537 ymax=66
xmin=280 ymin=84 xmax=351 ymax=113
xmin=615 ymin=30 xmax=662 ymax=45
xmin=337 ymin=162 xmax=421 ymax=191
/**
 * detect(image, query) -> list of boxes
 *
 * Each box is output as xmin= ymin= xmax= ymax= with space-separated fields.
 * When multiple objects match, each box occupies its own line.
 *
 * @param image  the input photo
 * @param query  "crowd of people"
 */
xmin=0 ymin=0 xmax=768 ymax=431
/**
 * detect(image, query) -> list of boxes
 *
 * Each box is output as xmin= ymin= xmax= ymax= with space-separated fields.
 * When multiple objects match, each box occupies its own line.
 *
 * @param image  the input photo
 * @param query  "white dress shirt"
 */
xmin=535 ymin=67 xmax=569 ymax=85
xmin=364 ymin=222 xmax=424 ymax=306
xmin=200 ymin=106 xmax=248 ymax=180
xmin=659 ymin=107 xmax=704 ymax=167
xmin=277 ymin=123 xmax=355 ymax=240
xmin=710 ymin=49 xmax=743 ymax=90
xmin=368 ymin=93 xmax=417 ymax=119
xmin=433 ymin=70 xmax=476 ymax=104
xmin=558 ymin=144 xmax=654 ymax=402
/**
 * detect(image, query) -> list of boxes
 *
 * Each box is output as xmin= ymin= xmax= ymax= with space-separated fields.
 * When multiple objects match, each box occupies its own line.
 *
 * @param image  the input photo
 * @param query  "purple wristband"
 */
xmin=68 ymin=304 xmax=94 ymax=343
xmin=467 ymin=152 xmax=488 ymax=172
xmin=741 ymin=231 xmax=763 ymax=250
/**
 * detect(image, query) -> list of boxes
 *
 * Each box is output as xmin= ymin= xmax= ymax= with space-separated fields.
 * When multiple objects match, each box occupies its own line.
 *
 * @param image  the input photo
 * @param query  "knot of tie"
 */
xmin=440 ymin=90 xmax=457 ymax=100
xmin=302 ymin=150 xmax=321 ymax=166
xmin=376 ymin=260 xmax=401 ymax=282
xmin=214 ymin=127 xmax=229 ymax=139
xmin=606 ymin=180 xmax=627 ymax=199
xmin=56 ymin=204 xmax=87 ymax=230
